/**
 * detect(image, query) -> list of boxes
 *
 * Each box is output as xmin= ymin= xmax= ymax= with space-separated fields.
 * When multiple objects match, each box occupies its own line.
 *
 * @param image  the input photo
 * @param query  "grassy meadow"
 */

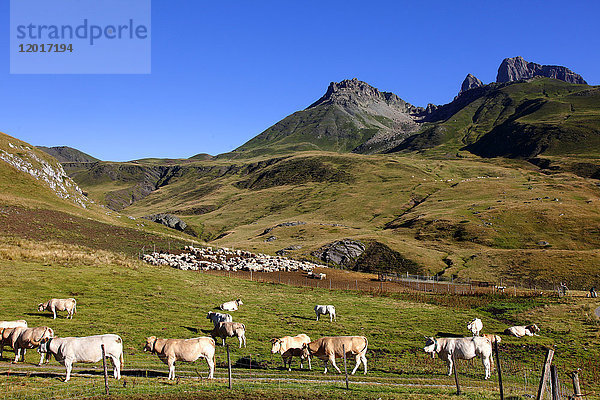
xmin=1 ymin=242 xmax=599 ymax=399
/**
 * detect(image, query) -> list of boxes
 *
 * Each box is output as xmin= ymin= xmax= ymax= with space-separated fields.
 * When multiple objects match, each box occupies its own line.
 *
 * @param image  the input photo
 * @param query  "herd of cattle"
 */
xmin=0 ymin=297 xmax=541 ymax=383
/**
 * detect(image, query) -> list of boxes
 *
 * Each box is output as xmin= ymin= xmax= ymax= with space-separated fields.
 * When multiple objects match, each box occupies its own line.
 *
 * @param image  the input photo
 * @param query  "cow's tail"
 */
xmin=360 ymin=336 xmax=369 ymax=355
xmin=73 ymin=300 xmax=77 ymax=314
xmin=120 ymin=350 xmax=124 ymax=369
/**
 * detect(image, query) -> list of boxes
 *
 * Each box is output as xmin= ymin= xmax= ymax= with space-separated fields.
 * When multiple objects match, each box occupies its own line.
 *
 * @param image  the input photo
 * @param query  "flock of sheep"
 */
xmin=142 ymin=246 xmax=326 ymax=273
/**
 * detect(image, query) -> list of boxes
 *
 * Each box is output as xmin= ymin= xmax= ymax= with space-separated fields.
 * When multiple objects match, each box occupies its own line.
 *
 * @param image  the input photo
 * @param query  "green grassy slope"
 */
xmin=66 ymin=150 xmax=600 ymax=288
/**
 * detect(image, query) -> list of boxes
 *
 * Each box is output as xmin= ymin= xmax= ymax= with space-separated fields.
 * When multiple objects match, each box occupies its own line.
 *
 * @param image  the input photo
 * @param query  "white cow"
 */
xmin=38 ymin=298 xmax=77 ymax=319
xmin=504 ymin=324 xmax=540 ymax=338
xmin=0 ymin=320 xmax=28 ymax=329
xmin=467 ymin=318 xmax=483 ymax=336
xmin=423 ymin=336 xmax=492 ymax=379
xmin=220 ymin=299 xmax=243 ymax=311
xmin=206 ymin=311 xmax=233 ymax=328
xmin=38 ymin=334 xmax=123 ymax=382
xmin=314 ymin=305 xmax=336 ymax=322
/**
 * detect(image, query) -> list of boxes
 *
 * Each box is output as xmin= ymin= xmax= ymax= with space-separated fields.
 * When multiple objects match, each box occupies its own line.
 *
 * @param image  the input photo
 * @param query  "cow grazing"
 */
xmin=467 ymin=318 xmax=483 ymax=336
xmin=0 ymin=320 xmax=28 ymax=329
xmin=206 ymin=311 xmax=233 ymax=328
xmin=301 ymin=336 xmax=368 ymax=375
xmin=38 ymin=298 xmax=77 ymax=319
xmin=38 ymin=334 xmax=123 ymax=382
xmin=423 ymin=336 xmax=492 ymax=379
xmin=143 ymin=336 xmax=215 ymax=380
xmin=10 ymin=326 xmax=54 ymax=364
xmin=220 ymin=299 xmax=243 ymax=312
xmin=270 ymin=334 xmax=311 ymax=371
xmin=504 ymin=324 xmax=540 ymax=338
xmin=314 ymin=305 xmax=336 ymax=322
xmin=211 ymin=322 xmax=246 ymax=348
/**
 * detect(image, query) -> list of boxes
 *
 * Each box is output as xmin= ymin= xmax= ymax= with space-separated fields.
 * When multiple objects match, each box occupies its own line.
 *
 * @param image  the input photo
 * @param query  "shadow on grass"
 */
xmin=182 ymin=326 xmax=199 ymax=334
xmin=24 ymin=312 xmax=54 ymax=319
xmin=290 ymin=315 xmax=314 ymax=321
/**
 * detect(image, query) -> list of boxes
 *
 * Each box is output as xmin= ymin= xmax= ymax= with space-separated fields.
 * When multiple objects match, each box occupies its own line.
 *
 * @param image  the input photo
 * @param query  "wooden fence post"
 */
xmin=227 ymin=344 xmax=232 ymax=389
xmin=550 ymin=365 xmax=560 ymax=400
xmin=570 ymin=370 xmax=582 ymax=400
xmin=101 ymin=344 xmax=109 ymax=396
xmin=452 ymin=353 xmax=461 ymax=395
xmin=494 ymin=338 xmax=504 ymax=400
xmin=536 ymin=349 xmax=554 ymax=400
xmin=343 ymin=344 xmax=349 ymax=390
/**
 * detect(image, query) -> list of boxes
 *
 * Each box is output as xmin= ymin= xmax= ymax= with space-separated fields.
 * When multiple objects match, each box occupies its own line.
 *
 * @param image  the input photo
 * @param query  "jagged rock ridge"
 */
xmin=496 ymin=56 xmax=587 ymax=84
xmin=460 ymin=74 xmax=484 ymax=94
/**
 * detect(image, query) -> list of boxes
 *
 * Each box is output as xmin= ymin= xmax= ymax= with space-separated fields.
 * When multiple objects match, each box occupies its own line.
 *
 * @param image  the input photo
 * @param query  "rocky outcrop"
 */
xmin=312 ymin=239 xmax=366 ymax=266
xmin=260 ymin=221 xmax=306 ymax=236
xmin=37 ymin=146 xmax=99 ymax=163
xmin=460 ymin=74 xmax=484 ymax=94
xmin=143 ymin=213 xmax=188 ymax=232
xmin=496 ymin=56 xmax=587 ymax=84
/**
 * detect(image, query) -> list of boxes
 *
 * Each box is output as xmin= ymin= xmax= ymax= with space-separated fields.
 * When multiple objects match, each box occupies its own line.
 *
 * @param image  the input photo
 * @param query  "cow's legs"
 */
xmin=38 ymin=350 xmax=46 ymax=366
xmin=168 ymin=358 xmax=176 ymax=380
xmin=446 ymin=357 xmax=454 ymax=376
xmin=307 ymin=355 xmax=312 ymax=370
xmin=206 ymin=355 xmax=214 ymax=379
xmin=329 ymin=355 xmax=342 ymax=374
xmin=315 ymin=312 xmax=319 ymax=321
xmin=351 ymin=354 xmax=362 ymax=375
xmin=109 ymin=356 xmax=121 ymax=379
xmin=482 ymin=356 xmax=491 ymax=380
xmin=52 ymin=308 xmax=57 ymax=320
xmin=64 ymin=360 xmax=73 ymax=382
xmin=361 ymin=354 xmax=368 ymax=374
xmin=13 ymin=347 xmax=21 ymax=363
xmin=322 ymin=359 xmax=328 ymax=374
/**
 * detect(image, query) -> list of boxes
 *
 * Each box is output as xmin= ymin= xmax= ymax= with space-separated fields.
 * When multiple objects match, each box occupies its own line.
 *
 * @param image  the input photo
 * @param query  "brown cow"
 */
xmin=270 ymin=334 xmax=311 ymax=371
xmin=9 ymin=326 xmax=54 ymax=364
xmin=211 ymin=322 xmax=246 ymax=348
xmin=143 ymin=336 xmax=215 ymax=380
xmin=301 ymin=336 xmax=368 ymax=375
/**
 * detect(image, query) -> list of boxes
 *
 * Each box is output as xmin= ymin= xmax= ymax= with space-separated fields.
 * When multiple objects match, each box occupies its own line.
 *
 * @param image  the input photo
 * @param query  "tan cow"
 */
xmin=38 ymin=298 xmax=77 ymax=319
xmin=9 ymin=326 xmax=54 ymax=364
xmin=0 ymin=321 xmax=28 ymax=359
xmin=211 ymin=322 xmax=246 ymax=348
xmin=270 ymin=334 xmax=311 ymax=371
xmin=504 ymin=324 xmax=540 ymax=338
xmin=301 ymin=336 xmax=368 ymax=375
xmin=143 ymin=336 xmax=215 ymax=380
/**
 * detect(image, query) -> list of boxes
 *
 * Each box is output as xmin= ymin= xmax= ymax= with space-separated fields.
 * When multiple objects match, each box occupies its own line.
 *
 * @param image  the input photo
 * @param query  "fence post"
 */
xmin=343 ymin=344 xmax=349 ymax=390
xmin=570 ymin=370 xmax=582 ymax=399
xmin=494 ymin=338 xmax=504 ymax=400
xmin=536 ymin=349 xmax=554 ymax=400
xmin=101 ymin=344 xmax=109 ymax=396
xmin=330 ymin=280 xmax=332 ymax=290
xmin=550 ymin=365 xmax=560 ymax=400
xmin=227 ymin=344 xmax=232 ymax=390
xmin=452 ymin=353 xmax=461 ymax=395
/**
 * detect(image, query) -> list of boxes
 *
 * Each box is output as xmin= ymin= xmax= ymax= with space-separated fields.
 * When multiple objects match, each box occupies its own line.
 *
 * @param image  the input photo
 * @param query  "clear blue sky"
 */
xmin=1 ymin=0 xmax=599 ymax=161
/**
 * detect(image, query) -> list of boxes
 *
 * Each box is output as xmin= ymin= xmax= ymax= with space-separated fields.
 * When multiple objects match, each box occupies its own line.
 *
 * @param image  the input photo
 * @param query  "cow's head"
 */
xmin=526 ymin=324 xmax=540 ymax=334
xmin=38 ymin=338 xmax=51 ymax=354
xmin=236 ymin=299 xmax=243 ymax=306
xmin=37 ymin=303 xmax=44 ymax=312
xmin=143 ymin=336 xmax=157 ymax=353
xmin=270 ymin=338 xmax=283 ymax=354
xmin=300 ymin=343 xmax=311 ymax=359
xmin=207 ymin=312 xmax=214 ymax=320
xmin=423 ymin=337 xmax=438 ymax=358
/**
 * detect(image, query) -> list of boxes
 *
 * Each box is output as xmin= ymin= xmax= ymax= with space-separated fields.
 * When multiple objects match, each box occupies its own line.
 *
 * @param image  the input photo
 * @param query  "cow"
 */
xmin=270 ymin=334 xmax=311 ymax=371
xmin=423 ymin=336 xmax=492 ymax=379
xmin=211 ymin=322 xmax=246 ymax=348
xmin=0 ymin=320 xmax=28 ymax=329
xmin=143 ymin=336 xmax=215 ymax=380
xmin=38 ymin=334 xmax=123 ymax=382
xmin=9 ymin=326 xmax=54 ymax=364
xmin=314 ymin=305 xmax=336 ymax=322
xmin=467 ymin=318 xmax=483 ymax=336
xmin=220 ymin=299 xmax=243 ymax=312
xmin=1 ymin=328 xmax=16 ymax=359
xmin=38 ymin=298 xmax=77 ymax=319
xmin=504 ymin=324 xmax=540 ymax=338
xmin=206 ymin=311 xmax=232 ymax=328
xmin=301 ymin=336 xmax=368 ymax=375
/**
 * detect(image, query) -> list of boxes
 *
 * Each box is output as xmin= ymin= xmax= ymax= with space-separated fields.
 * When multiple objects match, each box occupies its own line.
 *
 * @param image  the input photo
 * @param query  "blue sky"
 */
xmin=1 ymin=0 xmax=599 ymax=161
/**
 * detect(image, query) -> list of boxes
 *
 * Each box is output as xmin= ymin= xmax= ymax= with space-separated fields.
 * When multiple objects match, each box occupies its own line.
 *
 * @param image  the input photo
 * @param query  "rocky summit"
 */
xmin=459 ymin=74 xmax=484 ymax=94
xmin=496 ymin=56 xmax=587 ymax=84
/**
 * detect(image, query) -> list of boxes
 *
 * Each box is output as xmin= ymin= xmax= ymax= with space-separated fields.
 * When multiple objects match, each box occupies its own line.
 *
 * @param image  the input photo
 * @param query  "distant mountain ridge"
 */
xmin=38 ymin=146 xmax=99 ymax=163
xmin=496 ymin=56 xmax=587 ymax=84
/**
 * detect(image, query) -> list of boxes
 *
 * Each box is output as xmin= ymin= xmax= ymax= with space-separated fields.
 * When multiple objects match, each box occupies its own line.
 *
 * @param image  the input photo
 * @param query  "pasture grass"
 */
xmin=1 ymin=249 xmax=599 ymax=398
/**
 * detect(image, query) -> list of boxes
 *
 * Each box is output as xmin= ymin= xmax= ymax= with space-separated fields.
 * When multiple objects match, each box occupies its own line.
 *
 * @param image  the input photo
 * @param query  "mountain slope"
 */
xmin=37 ymin=145 xmax=99 ymax=163
xmin=231 ymin=78 xmax=424 ymax=157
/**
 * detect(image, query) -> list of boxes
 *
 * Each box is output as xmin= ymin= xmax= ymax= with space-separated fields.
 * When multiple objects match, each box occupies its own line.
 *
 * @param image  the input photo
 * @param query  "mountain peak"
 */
xmin=460 ymin=74 xmax=484 ymax=94
xmin=496 ymin=56 xmax=587 ymax=84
